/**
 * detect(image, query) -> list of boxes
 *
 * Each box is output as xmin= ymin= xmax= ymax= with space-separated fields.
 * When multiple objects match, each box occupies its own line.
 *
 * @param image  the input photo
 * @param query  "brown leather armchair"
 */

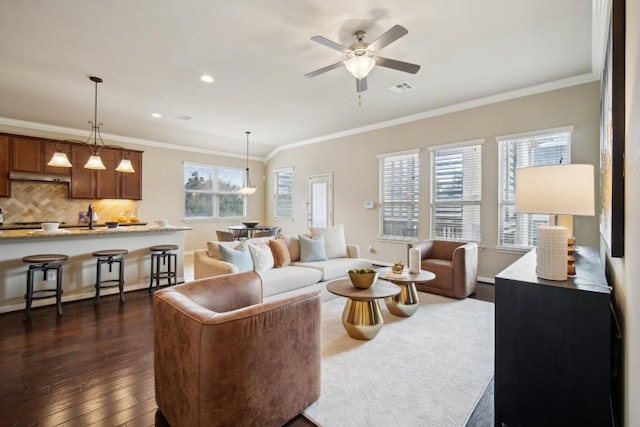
xmin=153 ymin=272 xmax=321 ymax=427
xmin=408 ymin=240 xmax=478 ymax=299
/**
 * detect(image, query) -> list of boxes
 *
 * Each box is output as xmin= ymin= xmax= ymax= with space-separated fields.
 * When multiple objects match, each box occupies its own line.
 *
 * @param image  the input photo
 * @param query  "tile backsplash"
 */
xmin=0 ymin=181 xmax=140 ymax=224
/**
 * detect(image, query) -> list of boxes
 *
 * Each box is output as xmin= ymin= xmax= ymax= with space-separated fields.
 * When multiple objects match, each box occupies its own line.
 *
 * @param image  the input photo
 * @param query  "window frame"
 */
xmin=377 ymin=149 xmax=420 ymax=240
xmin=496 ymin=126 xmax=573 ymax=251
xmin=272 ymin=166 xmax=294 ymax=220
xmin=429 ymin=139 xmax=483 ymax=244
xmin=183 ymin=161 xmax=247 ymax=221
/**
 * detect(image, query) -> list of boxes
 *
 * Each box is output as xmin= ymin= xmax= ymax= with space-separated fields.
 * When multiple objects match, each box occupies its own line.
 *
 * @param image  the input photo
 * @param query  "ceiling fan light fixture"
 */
xmin=345 ymin=50 xmax=376 ymax=79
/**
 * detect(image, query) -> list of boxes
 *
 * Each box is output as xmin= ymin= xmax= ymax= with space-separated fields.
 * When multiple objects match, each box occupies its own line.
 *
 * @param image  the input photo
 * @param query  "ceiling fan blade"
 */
xmin=376 ymin=57 xmax=421 ymax=74
xmin=310 ymin=36 xmax=350 ymax=53
xmin=368 ymin=25 xmax=408 ymax=52
xmin=305 ymin=61 xmax=345 ymax=78
xmin=356 ymin=77 xmax=368 ymax=93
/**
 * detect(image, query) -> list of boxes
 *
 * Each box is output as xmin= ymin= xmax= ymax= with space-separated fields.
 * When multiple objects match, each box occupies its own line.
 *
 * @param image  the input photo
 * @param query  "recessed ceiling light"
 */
xmin=201 ymin=74 xmax=214 ymax=83
xmin=151 ymin=113 xmax=162 ymax=118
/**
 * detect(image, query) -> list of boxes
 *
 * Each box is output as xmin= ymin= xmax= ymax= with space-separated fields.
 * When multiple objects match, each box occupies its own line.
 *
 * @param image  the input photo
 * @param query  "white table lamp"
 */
xmin=515 ymin=164 xmax=595 ymax=280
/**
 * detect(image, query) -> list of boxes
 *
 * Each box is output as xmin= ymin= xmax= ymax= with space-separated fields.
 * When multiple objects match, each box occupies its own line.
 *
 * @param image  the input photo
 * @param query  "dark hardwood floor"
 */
xmin=0 ymin=281 xmax=495 ymax=427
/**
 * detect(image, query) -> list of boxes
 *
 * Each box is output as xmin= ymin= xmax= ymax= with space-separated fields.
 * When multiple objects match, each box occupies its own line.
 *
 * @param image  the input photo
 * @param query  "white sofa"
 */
xmin=194 ymin=226 xmax=372 ymax=301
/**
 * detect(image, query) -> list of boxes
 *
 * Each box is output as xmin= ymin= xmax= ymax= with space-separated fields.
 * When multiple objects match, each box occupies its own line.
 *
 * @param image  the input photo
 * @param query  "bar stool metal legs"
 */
xmin=92 ymin=249 xmax=128 ymax=305
xmin=148 ymin=245 xmax=179 ymax=293
xmin=22 ymin=254 xmax=69 ymax=321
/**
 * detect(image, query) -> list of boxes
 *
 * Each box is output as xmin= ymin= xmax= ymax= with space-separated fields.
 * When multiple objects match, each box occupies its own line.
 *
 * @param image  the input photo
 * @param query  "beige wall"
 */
xmin=266 ymin=82 xmax=601 ymax=280
xmin=0 ymin=123 xmax=266 ymax=252
xmin=607 ymin=0 xmax=640 ymax=425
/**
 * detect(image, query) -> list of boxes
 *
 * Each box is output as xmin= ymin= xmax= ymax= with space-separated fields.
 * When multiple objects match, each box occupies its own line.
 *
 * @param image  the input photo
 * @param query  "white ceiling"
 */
xmin=0 ymin=1 xmax=604 ymax=159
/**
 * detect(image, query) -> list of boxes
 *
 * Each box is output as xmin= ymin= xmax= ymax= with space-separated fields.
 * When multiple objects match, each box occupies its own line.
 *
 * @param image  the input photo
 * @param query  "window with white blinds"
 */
xmin=273 ymin=167 xmax=293 ymax=219
xmin=430 ymin=142 xmax=482 ymax=243
xmin=378 ymin=150 xmax=419 ymax=239
xmin=497 ymin=127 xmax=571 ymax=249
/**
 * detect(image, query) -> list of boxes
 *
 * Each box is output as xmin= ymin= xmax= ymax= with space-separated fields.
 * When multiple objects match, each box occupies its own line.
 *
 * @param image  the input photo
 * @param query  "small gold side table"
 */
xmin=326 ymin=279 xmax=400 ymax=340
xmin=378 ymin=267 xmax=436 ymax=317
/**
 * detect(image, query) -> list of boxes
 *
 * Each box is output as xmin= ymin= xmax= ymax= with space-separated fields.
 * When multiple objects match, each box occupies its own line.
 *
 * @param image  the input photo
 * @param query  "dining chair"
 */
xmin=216 ymin=230 xmax=235 ymax=242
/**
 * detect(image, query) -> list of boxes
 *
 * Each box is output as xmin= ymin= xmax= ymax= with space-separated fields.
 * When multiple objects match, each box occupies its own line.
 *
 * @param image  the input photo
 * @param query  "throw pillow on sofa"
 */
xmin=269 ymin=239 xmax=291 ymax=267
xmin=309 ymin=224 xmax=348 ymax=259
xmin=219 ymin=241 xmax=254 ymax=272
xmin=298 ymin=234 xmax=328 ymax=262
xmin=248 ymin=242 xmax=275 ymax=272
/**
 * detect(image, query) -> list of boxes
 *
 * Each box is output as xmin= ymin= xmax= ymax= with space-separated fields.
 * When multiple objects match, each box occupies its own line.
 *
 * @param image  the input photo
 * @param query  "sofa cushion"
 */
xmin=269 ymin=238 xmax=291 ymax=268
xmin=258 ymin=266 xmax=323 ymax=297
xmin=310 ymin=224 xmax=348 ymax=259
xmin=281 ymin=234 xmax=301 ymax=261
xmin=299 ymin=234 xmax=327 ymax=262
xmin=292 ymin=258 xmax=373 ymax=281
xmin=219 ymin=242 xmax=254 ymax=272
xmin=207 ymin=240 xmax=239 ymax=260
xmin=248 ymin=241 xmax=275 ymax=272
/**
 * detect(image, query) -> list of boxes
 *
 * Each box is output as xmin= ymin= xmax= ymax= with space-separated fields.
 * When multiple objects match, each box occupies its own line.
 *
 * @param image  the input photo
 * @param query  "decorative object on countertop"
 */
xmin=237 ymin=131 xmax=257 ymax=195
xmin=392 ymin=261 xmax=404 ymax=274
xmin=46 ymin=76 xmax=136 ymax=173
xmin=22 ymin=253 xmax=69 ymax=320
xmin=105 ymin=221 xmax=119 ymax=229
xmin=0 ymin=208 xmax=4 ymax=226
xmin=154 ymin=219 xmax=169 ymax=228
xmin=40 ymin=222 xmax=59 ymax=231
xmin=242 ymin=220 xmax=260 ymax=228
xmin=347 ymin=268 xmax=379 ymax=289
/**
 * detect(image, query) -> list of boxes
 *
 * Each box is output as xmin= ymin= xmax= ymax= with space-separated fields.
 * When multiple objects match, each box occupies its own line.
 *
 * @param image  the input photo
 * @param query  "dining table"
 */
xmin=227 ymin=224 xmax=278 ymax=239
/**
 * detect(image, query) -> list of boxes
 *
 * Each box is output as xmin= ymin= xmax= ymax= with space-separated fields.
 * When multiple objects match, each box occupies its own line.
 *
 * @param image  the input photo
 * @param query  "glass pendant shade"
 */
xmin=238 ymin=131 xmax=257 ymax=195
xmin=345 ymin=51 xmax=376 ymax=79
xmin=84 ymin=155 xmax=107 ymax=170
xmin=115 ymin=159 xmax=135 ymax=173
xmin=48 ymin=152 xmax=73 ymax=168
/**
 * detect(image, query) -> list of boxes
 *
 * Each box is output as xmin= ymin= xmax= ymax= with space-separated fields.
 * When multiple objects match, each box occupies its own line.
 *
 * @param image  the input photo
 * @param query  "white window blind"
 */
xmin=378 ymin=150 xmax=419 ymax=239
xmin=273 ymin=167 xmax=293 ymax=219
xmin=184 ymin=162 xmax=245 ymax=219
xmin=497 ymin=128 xmax=571 ymax=249
xmin=430 ymin=143 xmax=482 ymax=242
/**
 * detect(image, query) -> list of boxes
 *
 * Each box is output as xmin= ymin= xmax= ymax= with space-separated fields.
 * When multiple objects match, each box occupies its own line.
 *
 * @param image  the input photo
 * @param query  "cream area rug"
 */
xmin=303 ymin=292 xmax=495 ymax=427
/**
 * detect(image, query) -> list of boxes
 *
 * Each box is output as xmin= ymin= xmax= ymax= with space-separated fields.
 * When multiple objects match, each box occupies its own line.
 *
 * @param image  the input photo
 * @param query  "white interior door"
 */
xmin=307 ymin=174 xmax=333 ymax=229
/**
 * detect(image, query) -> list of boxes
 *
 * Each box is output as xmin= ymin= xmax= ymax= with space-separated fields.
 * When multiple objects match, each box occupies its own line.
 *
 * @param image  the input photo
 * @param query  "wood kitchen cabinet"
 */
xmin=10 ymin=136 xmax=70 ymax=176
xmin=0 ymin=135 xmax=9 ymax=197
xmin=70 ymin=145 xmax=143 ymax=200
xmin=495 ymin=247 xmax=612 ymax=426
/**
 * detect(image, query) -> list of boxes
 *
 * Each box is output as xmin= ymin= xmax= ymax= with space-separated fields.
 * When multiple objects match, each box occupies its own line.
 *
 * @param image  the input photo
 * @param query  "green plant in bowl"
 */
xmin=347 ymin=268 xmax=379 ymax=289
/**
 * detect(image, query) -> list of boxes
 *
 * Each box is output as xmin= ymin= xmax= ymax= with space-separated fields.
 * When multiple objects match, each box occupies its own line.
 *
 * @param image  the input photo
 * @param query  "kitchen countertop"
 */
xmin=0 ymin=225 xmax=191 ymax=241
xmin=0 ymin=222 xmax=147 ymax=231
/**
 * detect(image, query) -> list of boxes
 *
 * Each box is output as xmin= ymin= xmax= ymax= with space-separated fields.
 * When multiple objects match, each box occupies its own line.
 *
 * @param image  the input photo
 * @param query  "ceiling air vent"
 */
xmin=389 ymin=82 xmax=415 ymax=94
xmin=175 ymin=114 xmax=193 ymax=121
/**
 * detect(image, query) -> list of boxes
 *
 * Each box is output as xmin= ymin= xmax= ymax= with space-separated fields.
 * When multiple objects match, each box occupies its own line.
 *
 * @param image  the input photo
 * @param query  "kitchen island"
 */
xmin=0 ymin=225 xmax=191 ymax=314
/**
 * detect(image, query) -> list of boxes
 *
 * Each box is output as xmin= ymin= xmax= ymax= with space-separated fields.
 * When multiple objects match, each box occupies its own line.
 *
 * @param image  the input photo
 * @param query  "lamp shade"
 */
xmin=48 ymin=152 xmax=73 ymax=168
xmin=115 ymin=159 xmax=135 ymax=173
xmin=515 ymin=164 xmax=595 ymax=216
xmin=84 ymin=155 xmax=107 ymax=170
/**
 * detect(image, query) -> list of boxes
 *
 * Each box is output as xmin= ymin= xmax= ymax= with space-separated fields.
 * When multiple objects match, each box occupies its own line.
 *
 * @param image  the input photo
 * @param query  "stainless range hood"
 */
xmin=9 ymin=171 xmax=71 ymax=183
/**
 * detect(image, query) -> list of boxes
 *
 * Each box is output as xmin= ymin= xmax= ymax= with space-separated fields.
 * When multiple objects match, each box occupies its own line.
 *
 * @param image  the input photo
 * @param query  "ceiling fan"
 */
xmin=305 ymin=24 xmax=420 ymax=93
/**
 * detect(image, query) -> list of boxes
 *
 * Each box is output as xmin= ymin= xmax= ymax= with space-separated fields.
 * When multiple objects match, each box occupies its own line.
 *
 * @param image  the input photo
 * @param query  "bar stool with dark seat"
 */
xmin=148 ymin=244 xmax=178 ymax=293
xmin=92 ymin=249 xmax=128 ymax=305
xmin=22 ymin=253 xmax=69 ymax=320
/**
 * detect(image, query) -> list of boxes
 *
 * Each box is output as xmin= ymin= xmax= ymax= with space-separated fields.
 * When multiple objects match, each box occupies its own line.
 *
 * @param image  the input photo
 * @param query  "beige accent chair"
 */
xmin=408 ymin=240 xmax=478 ymax=299
xmin=153 ymin=272 xmax=321 ymax=427
xmin=215 ymin=229 xmax=235 ymax=241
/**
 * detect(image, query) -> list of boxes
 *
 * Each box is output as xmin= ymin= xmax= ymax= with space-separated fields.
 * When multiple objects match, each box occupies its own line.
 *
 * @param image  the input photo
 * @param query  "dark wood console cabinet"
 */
xmin=495 ymin=246 xmax=612 ymax=426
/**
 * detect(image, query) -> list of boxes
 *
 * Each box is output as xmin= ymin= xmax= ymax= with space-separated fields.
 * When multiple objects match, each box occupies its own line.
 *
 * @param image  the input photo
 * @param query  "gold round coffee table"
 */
xmin=378 ymin=267 xmax=436 ymax=317
xmin=326 ymin=278 xmax=400 ymax=340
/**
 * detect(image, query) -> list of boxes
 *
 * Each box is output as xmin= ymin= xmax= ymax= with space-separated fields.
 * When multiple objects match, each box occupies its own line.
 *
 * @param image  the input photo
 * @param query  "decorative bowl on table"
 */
xmin=242 ymin=221 xmax=260 ymax=228
xmin=105 ymin=221 xmax=119 ymax=228
xmin=41 ymin=222 xmax=59 ymax=231
xmin=348 ymin=269 xmax=379 ymax=289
